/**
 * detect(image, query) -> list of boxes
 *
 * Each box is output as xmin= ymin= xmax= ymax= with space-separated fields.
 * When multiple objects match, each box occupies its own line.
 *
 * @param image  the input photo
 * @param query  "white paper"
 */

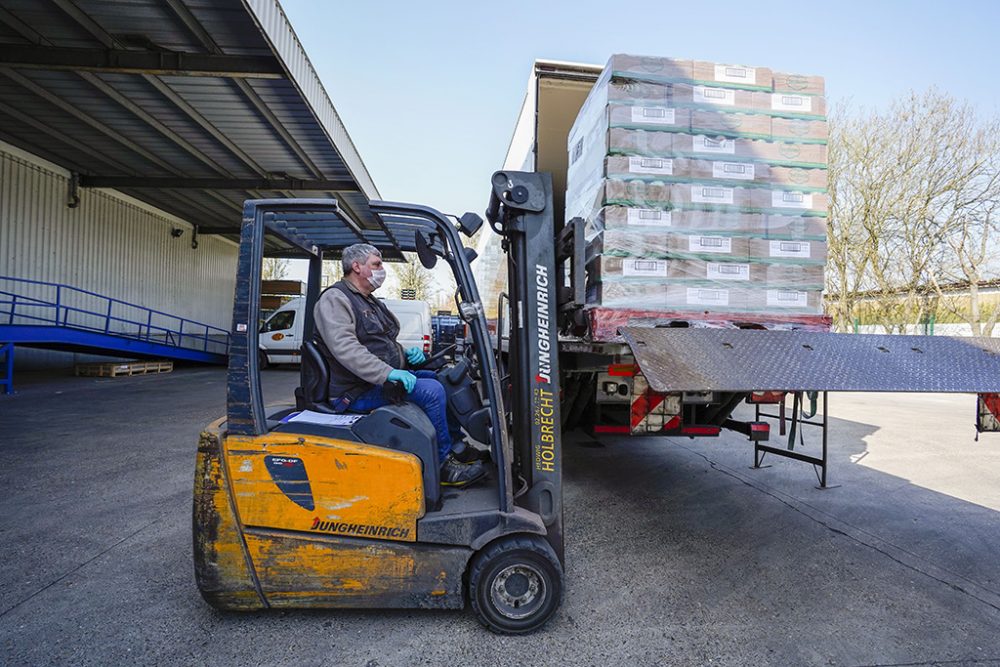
xmin=771 ymin=190 xmax=814 ymax=209
xmin=691 ymin=185 xmax=735 ymax=204
xmin=714 ymin=64 xmax=757 ymax=85
xmin=693 ymin=85 xmax=736 ymax=106
xmin=707 ymin=262 xmax=750 ymax=281
xmin=630 ymin=106 xmax=676 ymax=125
xmin=285 ymin=411 xmax=364 ymax=426
xmin=769 ymin=240 xmax=811 ymax=259
xmin=626 ymin=208 xmax=672 ymax=227
xmin=622 ymin=258 xmax=668 ymax=277
xmin=712 ymin=161 xmax=755 ymax=180
xmin=687 ymin=287 xmax=730 ymax=306
xmin=771 ymin=94 xmax=813 ymax=113
xmin=692 ymin=135 xmax=735 ymax=154
xmin=767 ymin=290 xmax=810 ymax=308
xmin=689 ymin=235 xmax=732 ymax=253
xmin=628 ymin=156 xmax=674 ymax=176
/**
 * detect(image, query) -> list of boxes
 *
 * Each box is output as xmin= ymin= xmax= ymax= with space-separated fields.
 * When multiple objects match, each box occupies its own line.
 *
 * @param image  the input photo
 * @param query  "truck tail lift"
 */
xmin=194 ymin=171 xmax=1000 ymax=633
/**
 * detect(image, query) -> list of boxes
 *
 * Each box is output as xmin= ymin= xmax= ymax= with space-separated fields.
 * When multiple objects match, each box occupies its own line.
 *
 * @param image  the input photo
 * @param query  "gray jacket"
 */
xmin=313 ymin=280 xmax=406 ymax=386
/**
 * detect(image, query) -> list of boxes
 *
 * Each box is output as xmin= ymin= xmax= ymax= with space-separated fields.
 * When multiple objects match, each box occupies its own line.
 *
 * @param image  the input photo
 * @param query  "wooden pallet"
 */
xmin=74 ymin=359 xmax=174 ymax=378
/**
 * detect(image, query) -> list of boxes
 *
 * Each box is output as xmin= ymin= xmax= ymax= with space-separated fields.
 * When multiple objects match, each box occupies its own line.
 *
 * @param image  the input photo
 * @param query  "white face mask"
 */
xmin=368 ymin=268 xmax=386 ymax=290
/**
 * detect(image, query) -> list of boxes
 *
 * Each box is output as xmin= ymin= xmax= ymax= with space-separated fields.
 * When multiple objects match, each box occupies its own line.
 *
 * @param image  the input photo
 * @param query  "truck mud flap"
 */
xmin=619 ymin=327 xmax=1000 ymax=394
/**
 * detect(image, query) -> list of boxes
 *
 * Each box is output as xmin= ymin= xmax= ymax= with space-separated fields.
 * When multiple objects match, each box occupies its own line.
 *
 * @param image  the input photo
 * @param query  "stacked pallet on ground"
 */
xmin=565 ymin=54 xmax=831 ymax=337
xmin=74 ymin=359 xmax=174 ymax=377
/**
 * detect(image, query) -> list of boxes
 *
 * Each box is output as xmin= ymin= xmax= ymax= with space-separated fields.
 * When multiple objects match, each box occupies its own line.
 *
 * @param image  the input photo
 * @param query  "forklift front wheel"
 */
xmin=468 ymin=535 xmax=562 ymax=634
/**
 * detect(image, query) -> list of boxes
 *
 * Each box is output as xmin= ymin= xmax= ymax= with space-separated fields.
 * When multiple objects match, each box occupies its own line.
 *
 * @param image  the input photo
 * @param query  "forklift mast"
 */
xmin=487 ymin=171 xmax=564 ymax=560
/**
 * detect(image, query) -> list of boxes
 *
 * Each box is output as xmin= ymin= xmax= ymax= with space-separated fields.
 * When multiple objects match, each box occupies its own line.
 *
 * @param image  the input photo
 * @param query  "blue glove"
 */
xmin=406 ymin=347 xmax=426 ymax=365
xmin=387 ymin=369 xmax=417 ymax=393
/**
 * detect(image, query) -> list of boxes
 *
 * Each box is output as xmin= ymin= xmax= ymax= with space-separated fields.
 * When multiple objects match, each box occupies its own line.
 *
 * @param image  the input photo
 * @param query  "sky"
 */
xmin=280 ymin=0 xmax=1000 ymax=221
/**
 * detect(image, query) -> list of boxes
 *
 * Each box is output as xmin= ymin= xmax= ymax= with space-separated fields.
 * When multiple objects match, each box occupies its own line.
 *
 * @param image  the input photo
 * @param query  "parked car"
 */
xmin=259 ymin=295 xmax=432 ymax=367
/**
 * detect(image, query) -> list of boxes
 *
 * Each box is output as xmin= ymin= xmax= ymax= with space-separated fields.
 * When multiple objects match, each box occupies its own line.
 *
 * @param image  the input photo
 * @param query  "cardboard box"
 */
xmin=670 ymin=134 xmax=828 ymax=167
xmin=587 ymin=282 xmax=751 ymax=312
xmin=606 ymin=54 xmax=695 ymax=83
xmin=747 ymin=238 xmax=828 ymax=264
xmin=758 ymin=92 xmax=827 ymax=117
xmin=761 ymin=263 xmax=825 ymax=289
xmin=692 ymin=61 xmax=773 ymax=90
xmin=589 ymin=256 xmax=764 ymax=284
xmin=607 ymin=128 xmax=676 ymax=156
xmin=765 ymin=214 xmax=828 ymax=239
xmin=671 ymin=83 xmax=756 ymax=110
xmin=771 ymin=117 xmax=829 ymax=142
xmin=607 ymin=104 xmax=691 ymax=131
xmin=772 ymin=72 xmax=825 ymax=96
xmin=690 ymin=110 xmax=771 ymax=139
xmin=745 ymin=287 xmax=823 ymax=313
xmin=594 ymin=206 xmax=769 ymax=235
xmin=602 ymin=179 xmax=755 ymax=209
xmin=607 ymin=80 xmax=672 ymax=103
xmin=750 ymin=188 xmax=828 ymax=214
xmin=589 ymin=229 xmax=752 ymax=261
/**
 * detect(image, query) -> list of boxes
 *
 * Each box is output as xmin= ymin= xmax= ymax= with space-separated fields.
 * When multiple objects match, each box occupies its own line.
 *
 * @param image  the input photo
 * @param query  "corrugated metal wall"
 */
xmin=0 ymin=144 xmax=238 ymax=368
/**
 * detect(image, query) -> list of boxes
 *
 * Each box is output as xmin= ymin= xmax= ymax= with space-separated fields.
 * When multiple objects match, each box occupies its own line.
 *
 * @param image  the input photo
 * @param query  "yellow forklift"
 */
xmin=193 ymin=172 xmax=565 ymax=633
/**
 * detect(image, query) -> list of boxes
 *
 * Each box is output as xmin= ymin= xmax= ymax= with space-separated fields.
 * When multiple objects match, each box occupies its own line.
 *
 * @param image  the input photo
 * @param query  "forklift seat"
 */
xmin=294 ymin=339 xmax=441 ymax=508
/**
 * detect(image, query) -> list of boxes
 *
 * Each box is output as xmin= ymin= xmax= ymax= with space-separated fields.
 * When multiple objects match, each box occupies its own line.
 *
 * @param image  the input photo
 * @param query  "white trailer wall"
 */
xmin=0 ymin=142 xmax=238 ymax=368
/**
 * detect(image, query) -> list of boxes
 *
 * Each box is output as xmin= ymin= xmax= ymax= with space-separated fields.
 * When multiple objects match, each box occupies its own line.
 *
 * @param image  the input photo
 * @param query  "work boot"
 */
xmin=440 ymin=454 xmax=486 ymax=488
xmin=451 ymin=439 xmax=490 ymax=464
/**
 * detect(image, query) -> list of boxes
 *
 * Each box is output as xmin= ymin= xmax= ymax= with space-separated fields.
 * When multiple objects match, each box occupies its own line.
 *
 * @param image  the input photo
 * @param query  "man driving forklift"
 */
xmin=313 ymin=242 xmax=488 ymax=487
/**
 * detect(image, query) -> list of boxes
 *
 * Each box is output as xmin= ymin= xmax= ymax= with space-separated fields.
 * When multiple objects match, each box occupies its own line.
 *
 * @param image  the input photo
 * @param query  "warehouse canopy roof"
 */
xmin=0 ymin=0 xmax=379 ymax=255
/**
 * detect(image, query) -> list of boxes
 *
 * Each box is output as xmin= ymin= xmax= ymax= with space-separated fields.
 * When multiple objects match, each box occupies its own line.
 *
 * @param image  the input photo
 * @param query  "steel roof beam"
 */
xmin=0 ymin=8 xmax=49 ymax=45
xmin=78 ymin=72 xmax=234 ymax=177
xmin=142 ymin=75 xmax=269 ymax=177
xmin=0 ymin=68 xmax=179 ymax=175
xmin=0 ymin=45 xmax=284 ymax=79
xmin=77 ymin=176 xmax=359 ymax=190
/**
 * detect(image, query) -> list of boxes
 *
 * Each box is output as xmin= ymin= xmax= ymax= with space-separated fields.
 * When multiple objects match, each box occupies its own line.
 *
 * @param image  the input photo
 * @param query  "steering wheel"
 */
xmin=412 ymin=343 xmax=458 ymax=370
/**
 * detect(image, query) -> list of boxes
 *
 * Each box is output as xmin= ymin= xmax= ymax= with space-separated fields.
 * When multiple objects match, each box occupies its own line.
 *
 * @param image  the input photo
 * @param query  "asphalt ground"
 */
xmin=2 ymin=367 xmax=1000 ymax=666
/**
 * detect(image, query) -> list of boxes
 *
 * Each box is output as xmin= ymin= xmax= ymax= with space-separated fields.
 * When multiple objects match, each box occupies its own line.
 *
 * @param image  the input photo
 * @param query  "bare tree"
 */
xmin=321 ymin=259 xmax=342 ymax=288
xmin=827 ymin=90 xmax=1000 ymax=334
xmin=392 ymin=254 xmax=436 ymax=301
xmin=261 ymin=257 xmax=290 ymax=281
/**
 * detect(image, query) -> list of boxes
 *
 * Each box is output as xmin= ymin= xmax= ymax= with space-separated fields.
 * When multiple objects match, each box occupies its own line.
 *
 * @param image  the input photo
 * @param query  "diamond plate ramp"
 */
xmin=620 ymin=327 xmax=1000 ymax=393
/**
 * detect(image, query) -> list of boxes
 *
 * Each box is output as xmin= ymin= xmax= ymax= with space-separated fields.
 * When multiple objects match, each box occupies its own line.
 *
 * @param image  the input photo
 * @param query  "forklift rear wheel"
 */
xmin=468 ymin=535 xmax=562 ymax=634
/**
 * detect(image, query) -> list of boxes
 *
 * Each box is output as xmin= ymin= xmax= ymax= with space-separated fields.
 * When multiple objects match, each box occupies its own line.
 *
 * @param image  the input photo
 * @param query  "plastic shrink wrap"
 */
xmin=566 ymin=54 xmax=831 ymax=337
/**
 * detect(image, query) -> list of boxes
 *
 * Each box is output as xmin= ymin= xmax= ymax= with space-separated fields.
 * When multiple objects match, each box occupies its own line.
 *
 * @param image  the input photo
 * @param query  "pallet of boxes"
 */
xmin=566 ymin=54 xmax=831 ymax=340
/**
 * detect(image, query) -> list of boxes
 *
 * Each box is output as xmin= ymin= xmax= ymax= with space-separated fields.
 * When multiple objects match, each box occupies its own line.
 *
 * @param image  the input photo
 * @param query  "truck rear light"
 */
xmin=422 ymin=334 xmax=431 ymax=355
xmin=607 ymin=363 xmax=638 ymax=377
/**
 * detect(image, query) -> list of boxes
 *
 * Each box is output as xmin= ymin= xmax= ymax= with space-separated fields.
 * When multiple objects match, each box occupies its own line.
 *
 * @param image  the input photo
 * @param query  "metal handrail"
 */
xmin=0 ymin=276 xmax=230 ymax=355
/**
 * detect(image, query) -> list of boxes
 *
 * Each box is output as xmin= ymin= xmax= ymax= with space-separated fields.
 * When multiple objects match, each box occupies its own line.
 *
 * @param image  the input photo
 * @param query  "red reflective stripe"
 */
xmin=750 ymin=423 xmax=769 ymax=432
xmin=680 ymin=426 xmax=721 ymax=436
xmin=593 ymin=425 xmax=630 ymax=434
xmin=662 ymin=415 xmax=682 ymax=431
xmin=607 ymin=364 xmax=638 ymax=377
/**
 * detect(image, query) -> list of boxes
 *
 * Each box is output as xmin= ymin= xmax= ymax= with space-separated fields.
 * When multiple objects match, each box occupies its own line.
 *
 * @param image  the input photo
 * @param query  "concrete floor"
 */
xmin=2 ymin=367 xmax=1000 ymax=666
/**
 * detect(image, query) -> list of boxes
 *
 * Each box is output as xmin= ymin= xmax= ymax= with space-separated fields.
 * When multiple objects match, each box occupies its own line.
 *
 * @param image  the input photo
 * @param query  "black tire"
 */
xmin=467 ymin=535 xmax=563 ymax=634
xmin=258 ymin=349 xmax=270 ymax=370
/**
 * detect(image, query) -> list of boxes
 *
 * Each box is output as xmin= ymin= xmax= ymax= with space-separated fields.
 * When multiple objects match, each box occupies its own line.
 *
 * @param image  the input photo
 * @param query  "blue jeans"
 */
xmin=349 ymin=370 xmax=461 ymax=463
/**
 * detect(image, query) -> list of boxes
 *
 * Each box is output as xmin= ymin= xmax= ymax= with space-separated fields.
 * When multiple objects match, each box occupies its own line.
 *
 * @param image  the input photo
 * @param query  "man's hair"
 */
xmin=341 ymin=243 xmax=382 ymax=274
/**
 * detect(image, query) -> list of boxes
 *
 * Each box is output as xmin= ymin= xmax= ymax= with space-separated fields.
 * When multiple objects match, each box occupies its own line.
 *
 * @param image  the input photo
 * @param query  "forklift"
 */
xmin=193 ymin=172 xmax=564 ymax=633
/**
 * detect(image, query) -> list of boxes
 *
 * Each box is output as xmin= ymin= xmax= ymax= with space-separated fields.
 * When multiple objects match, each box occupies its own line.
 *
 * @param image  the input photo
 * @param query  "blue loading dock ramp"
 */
xmin=1 ymin=277 xmax=229 ymax=393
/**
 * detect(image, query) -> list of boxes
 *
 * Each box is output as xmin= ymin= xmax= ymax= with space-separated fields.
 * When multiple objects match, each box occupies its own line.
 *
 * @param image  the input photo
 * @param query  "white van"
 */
xmin=259 ymin=295 xmax=433 ymax=367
